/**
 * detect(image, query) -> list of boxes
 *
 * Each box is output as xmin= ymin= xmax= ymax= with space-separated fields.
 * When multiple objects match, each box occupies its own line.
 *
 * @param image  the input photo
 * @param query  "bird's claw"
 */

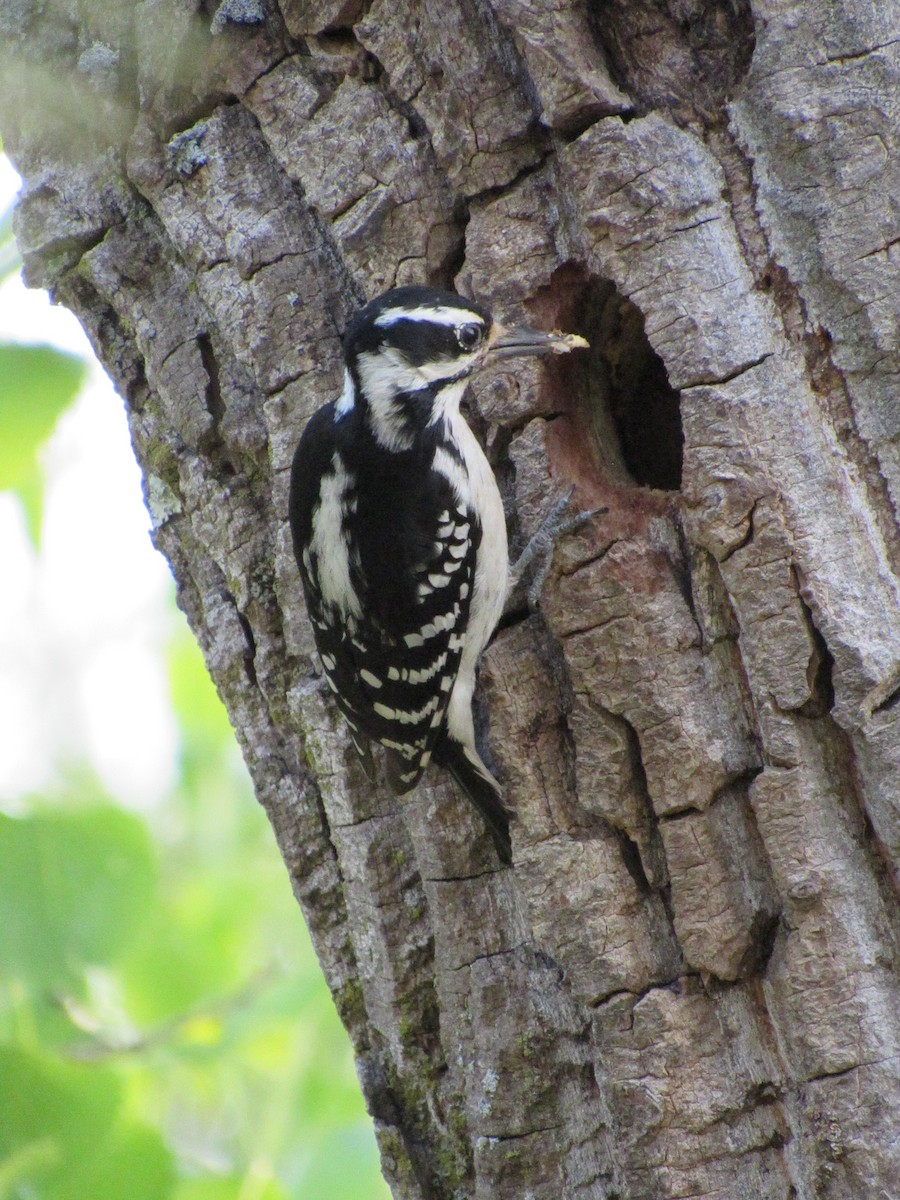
xmin=508 ymin=486 xmax=607 ymax=611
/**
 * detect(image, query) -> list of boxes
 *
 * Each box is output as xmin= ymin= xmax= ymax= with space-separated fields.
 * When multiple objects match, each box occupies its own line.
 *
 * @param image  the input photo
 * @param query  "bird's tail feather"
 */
xmin=432 ymin=737 xmax=514 ymax=864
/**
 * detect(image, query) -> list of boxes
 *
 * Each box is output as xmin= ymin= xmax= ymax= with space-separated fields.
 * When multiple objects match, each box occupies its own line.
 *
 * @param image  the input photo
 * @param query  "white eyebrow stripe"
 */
xmin=374 ymin=305 xmax=486 ymax=329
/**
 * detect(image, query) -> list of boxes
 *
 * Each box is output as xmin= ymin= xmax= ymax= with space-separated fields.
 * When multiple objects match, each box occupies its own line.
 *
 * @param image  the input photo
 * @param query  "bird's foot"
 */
xmin=507 ymin=487 xmax=607 ymax=612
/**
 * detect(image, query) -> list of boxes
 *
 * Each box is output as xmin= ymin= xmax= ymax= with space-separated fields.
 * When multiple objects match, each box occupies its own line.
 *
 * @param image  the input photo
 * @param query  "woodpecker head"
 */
xmin=336 ymin=285 xmax=587 ymax=450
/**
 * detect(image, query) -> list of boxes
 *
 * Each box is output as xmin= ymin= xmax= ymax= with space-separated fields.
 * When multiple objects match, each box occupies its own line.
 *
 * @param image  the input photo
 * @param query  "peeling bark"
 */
xmin=2 ymin=1 xmax=899 ymax=1196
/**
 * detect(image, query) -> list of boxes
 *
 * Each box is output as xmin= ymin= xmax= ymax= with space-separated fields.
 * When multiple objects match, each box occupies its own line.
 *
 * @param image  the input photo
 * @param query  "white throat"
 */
xmin=428 ymin=377 xmax=468 ymax=430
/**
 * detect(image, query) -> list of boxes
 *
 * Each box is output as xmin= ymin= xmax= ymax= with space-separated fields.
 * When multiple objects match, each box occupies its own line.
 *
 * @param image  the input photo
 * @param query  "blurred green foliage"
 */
xmin=0 ymin=343 xmax=86 ymax=543
xmin=0 ymin=198 xmax=86 ymax=543
xmin=0 ymin=200 xmax=21 ymax=284
xmin=0 ymin=207 xmax=389 ymax=1199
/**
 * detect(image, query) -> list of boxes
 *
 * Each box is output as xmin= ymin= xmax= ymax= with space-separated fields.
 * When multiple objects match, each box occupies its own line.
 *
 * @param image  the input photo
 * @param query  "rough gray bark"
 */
xmin=3 ymin=1 xmax=899 ymax=1196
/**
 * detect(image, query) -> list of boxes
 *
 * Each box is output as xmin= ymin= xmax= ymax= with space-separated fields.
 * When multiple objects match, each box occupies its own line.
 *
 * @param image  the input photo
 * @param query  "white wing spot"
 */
xmin=320 ymin=653 xmax=337 ymax=671
xmin=360 ymin=669 xmax=382 ymax=688
xmin=374 ymin=697 xmax=440 ymax=725
xmin=428 ymin=573 xmax=452 ymax=589
xmin=382 ymin=737 xmax=421 ymax=757
xmin=432 ymin=610 xmax=457 ymax=634
xmin=407 ymin=653 xmax=448 ymax=684
xmin=418 ymin=611 xmax=457 ymax=637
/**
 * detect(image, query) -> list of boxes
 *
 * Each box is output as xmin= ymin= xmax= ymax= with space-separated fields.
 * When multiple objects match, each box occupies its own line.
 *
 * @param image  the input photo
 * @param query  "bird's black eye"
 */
xmin=456 ymin=323 xmax=483 ymax=352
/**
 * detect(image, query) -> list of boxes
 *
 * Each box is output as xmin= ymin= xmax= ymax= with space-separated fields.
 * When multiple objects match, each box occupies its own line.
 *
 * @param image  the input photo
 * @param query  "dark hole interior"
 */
xmin=601 ymin=291 xmax=683 ymax=490
xmin=534 ymin=267 xmax=683 ymax=492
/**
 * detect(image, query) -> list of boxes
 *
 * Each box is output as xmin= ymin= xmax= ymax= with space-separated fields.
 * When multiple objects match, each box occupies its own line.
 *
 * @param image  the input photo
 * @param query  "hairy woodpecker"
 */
xmin=289 ymin=285 xmax=588 ymax=862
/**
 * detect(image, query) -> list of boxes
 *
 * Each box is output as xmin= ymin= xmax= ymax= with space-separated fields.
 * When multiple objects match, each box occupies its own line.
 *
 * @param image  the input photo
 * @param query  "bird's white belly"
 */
xmin=433 ymin=405 xmax=508 ymax=745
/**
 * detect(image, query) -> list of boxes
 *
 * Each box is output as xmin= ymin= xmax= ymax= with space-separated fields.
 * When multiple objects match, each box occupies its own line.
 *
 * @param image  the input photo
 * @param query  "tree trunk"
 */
xmin=3 ymin=1 xmax=898 ymax=1196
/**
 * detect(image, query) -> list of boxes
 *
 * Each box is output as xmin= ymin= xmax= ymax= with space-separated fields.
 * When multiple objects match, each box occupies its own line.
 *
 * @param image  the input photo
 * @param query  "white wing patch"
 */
xmin=309 ymin=453 xmax=362 ymax=619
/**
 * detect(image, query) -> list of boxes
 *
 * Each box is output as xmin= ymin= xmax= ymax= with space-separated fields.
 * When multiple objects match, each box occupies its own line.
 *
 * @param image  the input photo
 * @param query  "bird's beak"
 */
xmin=488 ymin=322 xmax=590 ymax=359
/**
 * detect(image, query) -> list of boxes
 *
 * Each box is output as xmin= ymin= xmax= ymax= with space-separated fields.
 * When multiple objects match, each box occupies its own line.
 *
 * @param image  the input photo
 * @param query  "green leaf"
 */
xmin=0 ymin=805 xmax=158 ymax=992
xmin=0 ymin=1046 xmax=174 ymax=1200
xmin=172 ymin=1176 xmax=288 ymax=1200
xmin=59 ymin=1121 xmax=174 ymax=1200
xmin=0 ymin=342 xmax=86 ymax=541
xmin=296 ymin=1125 xmax=390 ymax=1200
xmin=120 ymin=868 xmax=259 ymax=1025
xmin=167 ymin=618 xmax=234 ymax=748
xmin=0 ymin=1044 xmax=118 ymax=1158
xmin=0 ymin=343 xmax=85 ymax=482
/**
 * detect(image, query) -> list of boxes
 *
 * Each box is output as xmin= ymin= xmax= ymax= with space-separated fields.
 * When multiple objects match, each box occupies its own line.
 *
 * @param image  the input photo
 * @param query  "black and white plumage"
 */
xmin=289 ymin=286 xmax=587 ymax=862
